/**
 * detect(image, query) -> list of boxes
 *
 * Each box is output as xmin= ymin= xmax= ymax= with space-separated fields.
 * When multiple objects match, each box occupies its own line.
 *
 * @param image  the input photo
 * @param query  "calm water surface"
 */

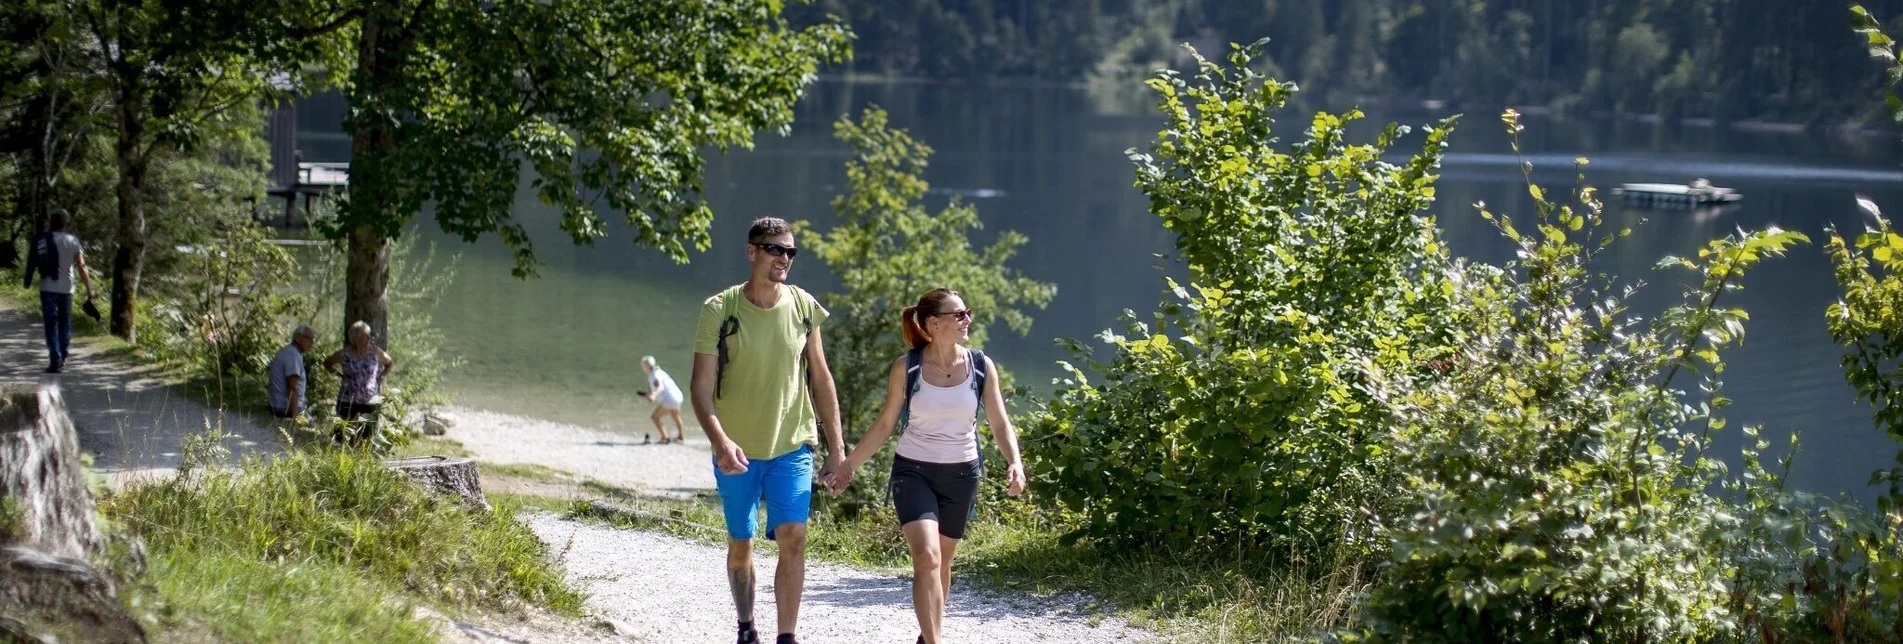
xmin=296 ymin=82 xmax=1903 ymax=500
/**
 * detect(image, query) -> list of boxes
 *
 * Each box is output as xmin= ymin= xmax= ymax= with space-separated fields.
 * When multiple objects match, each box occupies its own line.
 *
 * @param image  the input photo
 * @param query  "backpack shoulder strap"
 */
xmin=788 ymin=284 xmax=816 ymax=335
xmin=969 ymin=349 xmax=989 ymax=397
xmin=897 ymin=348 xmax=924 ymax=434
xmin=968 ymin=348 xmax=989 ymax=427
xmin=713 ymin=284 xmax=744 ymax=399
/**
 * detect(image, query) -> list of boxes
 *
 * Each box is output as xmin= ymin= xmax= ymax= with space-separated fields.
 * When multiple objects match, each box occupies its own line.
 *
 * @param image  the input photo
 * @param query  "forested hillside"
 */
xmin=790 ymin=0 xmax=1903 ymax=124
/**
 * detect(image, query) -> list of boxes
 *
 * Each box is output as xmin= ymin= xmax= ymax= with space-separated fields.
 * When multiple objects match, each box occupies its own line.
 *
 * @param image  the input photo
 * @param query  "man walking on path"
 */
xmin=21 ymin=211 xmax=94 ymax=373
xmin=690 ymin=216 xmax=847 ymax=644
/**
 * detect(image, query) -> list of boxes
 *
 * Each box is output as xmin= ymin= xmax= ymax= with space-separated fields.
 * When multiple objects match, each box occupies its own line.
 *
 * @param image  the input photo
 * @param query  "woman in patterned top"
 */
xmin=323 ymin=320 xmax=394 ymax=445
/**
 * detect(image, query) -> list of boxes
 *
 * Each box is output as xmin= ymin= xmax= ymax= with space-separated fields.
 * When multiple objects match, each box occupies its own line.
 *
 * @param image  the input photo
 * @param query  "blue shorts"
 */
xmin=713 ymin=444 xmax=813 ymax=541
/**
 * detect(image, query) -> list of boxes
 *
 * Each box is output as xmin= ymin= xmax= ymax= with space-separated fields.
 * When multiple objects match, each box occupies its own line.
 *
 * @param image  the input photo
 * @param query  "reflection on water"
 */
xmin=297 ymin=80 xmax=1903 ymax=501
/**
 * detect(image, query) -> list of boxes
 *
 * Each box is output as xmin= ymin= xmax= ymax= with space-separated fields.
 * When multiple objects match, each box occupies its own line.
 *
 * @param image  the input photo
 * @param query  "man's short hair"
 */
xmin=291 ymin=325 xmax=315 ymax=342
xmin=49 ymin=210 xmax=70 ymax=232
xmin=747 ymin=217 xmax=792 ymax=243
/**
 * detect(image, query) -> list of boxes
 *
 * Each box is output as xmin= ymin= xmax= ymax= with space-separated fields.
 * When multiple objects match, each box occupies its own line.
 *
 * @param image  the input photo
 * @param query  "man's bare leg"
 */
xmin=729 ymin=538 xmax=757 ymax=638
xmin=772 ymin=523 xmax=808 ymax=637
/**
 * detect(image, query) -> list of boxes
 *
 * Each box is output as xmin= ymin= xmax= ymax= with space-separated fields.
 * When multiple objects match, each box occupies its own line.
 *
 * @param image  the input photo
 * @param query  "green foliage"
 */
xmin=1827 ymin=208 xmax=1903 ymax=468
xmin=142 ymin=216 xmax=305 ymax=396
xmin=304 ymin=199 xmax=464 ymax=451
xmin=1027 ymin=41 xmax=1461 ymax=551
xmin=1348 ymin=110 xmax=1811 ymax=642
xmin=327 ymin=0 xmax=853 ymax=276
xmin=102 ymin=445 xmax=582 ymax=614
xmin=1845 ymin=4 xmax=1903 ymax=466
xmin=801 ymin=106 xmax=1055 ymax=510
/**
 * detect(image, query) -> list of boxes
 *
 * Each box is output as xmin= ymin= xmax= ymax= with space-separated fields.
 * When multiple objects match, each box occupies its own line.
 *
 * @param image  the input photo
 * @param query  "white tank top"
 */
xmin=895 ymin=361 xmax=980 ymax=464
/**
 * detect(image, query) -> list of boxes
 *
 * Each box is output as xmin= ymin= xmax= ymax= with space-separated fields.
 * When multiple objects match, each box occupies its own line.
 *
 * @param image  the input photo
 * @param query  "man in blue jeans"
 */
xmin=22 ymin=211 xmax=94 ymax=374
xmin=690 ymin=217 xmax=847 ymax=644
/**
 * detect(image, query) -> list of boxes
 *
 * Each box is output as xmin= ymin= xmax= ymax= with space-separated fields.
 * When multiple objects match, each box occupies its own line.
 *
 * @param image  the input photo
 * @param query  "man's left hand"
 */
xmin=820 ymin=453 xmax=847 ymax=495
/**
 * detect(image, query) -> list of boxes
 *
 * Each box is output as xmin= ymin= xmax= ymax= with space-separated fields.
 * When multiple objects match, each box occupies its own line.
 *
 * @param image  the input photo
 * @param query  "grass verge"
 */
xmin=144 ymin=546 xmax=435 ymax=643
xmin=99 ymin=444 xmax=584 ymax=640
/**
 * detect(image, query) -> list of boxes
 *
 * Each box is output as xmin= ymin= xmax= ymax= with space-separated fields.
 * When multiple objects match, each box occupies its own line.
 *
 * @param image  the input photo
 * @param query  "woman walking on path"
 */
xmin=642 ymin=355 xmax=687 ymax=444
xmin=831 ymin=288 xmax=1027 ymax=644
xmin=323 ymin=321 xmax=394 ymax=445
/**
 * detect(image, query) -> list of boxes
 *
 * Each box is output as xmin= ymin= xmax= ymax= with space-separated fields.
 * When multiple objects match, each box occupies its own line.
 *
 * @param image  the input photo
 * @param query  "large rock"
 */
xmin=423 ymin=412 xmax=454 ymax=436
xmin=0 ymin=386 xmax=146 ymax=644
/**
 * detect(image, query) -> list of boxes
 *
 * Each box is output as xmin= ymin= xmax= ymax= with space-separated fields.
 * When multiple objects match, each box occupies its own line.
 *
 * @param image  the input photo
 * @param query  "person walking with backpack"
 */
xmin=20 ymin=210 xmax=95 ymax=373
xmin=688 ymin=216 xmax=848 ymax=644
xmin=829 ymin=287 xmax=1028 ymax=644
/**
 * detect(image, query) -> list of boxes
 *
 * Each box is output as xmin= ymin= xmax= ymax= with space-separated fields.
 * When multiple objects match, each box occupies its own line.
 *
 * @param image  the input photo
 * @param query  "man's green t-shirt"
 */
xmin=694 ymin=284 xmax=830 ymax=460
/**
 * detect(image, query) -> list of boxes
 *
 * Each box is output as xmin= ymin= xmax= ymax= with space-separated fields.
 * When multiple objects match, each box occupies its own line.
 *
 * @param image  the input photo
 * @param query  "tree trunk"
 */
xmin=343 ymin=1 xmax=402 ymax=348
xmin=383 ymin=455 xmax=487 ymax=512
xmin=0 ymin=386 xmax=146 ymax=644
xmin=1 ymin=387 xmax=105 ymax=559
xmin=108 ymin=80 xmax=146 ymax=342
xmin=345 ymin=223 xmax=390 ymax=347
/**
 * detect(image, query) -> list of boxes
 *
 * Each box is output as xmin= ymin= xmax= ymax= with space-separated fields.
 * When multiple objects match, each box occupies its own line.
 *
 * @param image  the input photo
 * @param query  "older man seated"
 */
xmin=268 ymin=325 xmax=316 ymax=420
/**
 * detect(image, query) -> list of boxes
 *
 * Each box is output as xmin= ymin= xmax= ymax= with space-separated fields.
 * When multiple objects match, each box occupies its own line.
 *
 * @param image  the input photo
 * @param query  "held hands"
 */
xmin=820 ymin=453 xmax=851 ymax=496
xmin=715 ymin=439 xmax=750 ymax=474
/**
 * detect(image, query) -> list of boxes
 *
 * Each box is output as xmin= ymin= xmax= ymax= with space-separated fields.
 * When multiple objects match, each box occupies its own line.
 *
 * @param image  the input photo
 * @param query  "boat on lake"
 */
xmin=1612 ymin=178 xmax=1742 ymax=208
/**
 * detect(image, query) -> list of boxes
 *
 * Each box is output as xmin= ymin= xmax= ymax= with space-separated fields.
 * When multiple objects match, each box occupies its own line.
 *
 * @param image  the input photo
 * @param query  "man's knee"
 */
xmin=773 ymin=523 xmax=808 ymax=555
xmin=727 ymin=539 xmax=753 ymax=567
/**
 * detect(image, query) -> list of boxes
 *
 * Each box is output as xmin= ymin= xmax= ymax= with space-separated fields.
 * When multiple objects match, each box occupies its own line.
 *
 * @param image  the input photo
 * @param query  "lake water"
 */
xmin=294 ymin=81 xmax=1903 ymax=501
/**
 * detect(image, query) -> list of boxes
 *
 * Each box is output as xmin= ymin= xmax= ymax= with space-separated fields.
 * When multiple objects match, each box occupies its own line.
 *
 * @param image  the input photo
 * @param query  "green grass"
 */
xmin=390 ymin=435 xmax=475 ymax=459
xmin=483 ymin=462 xmax=574 ymax=484
xmin=100 ymin=446 xmax=585 ymax=640
xmin=144 ymin=546 xmax=436 ymax=643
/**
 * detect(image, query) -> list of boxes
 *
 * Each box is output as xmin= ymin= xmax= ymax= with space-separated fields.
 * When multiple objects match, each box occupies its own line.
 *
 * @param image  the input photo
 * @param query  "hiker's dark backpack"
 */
xmin=712 ymin=284 xmax=820 ymax=400
xmin=21 ymin=232 xmax=59 ymax=289
xmin=888 ymin=346 xmax=991 ymax=516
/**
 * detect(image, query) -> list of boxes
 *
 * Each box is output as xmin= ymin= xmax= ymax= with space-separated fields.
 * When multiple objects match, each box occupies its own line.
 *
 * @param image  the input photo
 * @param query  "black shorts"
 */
xmin=890 ymin=455 xmax=981 ymax=539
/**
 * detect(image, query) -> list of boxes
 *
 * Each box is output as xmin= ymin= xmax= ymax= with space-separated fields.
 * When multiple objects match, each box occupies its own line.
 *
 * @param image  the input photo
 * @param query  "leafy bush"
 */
xmin=141 ymin=213 xmax=306 ymax=396
xmin=1346 ymin=110 xmax=1810 ymax=641
xmin=1026 ymin=41 xmax=1461 ymax=551
xmin=802 ymin=106 xmax=1055 ymax=513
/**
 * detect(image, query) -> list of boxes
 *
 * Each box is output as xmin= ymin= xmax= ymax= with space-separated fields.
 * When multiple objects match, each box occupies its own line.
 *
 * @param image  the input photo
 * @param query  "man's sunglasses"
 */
xmin=931 ymin=309 xmax=973 ymax=322
xmin=752 ymin=242 xmax=798 ymax=259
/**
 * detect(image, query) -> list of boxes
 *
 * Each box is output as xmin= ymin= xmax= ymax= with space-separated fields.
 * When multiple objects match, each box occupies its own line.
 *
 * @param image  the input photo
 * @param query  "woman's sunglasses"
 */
xmin=931 ymin=309 xmax=973 ymax=322
xmin=752 ymin=242 xmax=798 ymax=259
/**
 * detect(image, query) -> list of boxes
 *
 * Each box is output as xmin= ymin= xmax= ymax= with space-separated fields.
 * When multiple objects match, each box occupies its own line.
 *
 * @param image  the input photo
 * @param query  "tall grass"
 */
xmin=100 ymin=445 xmax=583 ymax=638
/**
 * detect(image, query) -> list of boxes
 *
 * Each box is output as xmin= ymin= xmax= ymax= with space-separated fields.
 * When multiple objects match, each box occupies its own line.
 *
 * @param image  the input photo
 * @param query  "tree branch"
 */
xmin=286 ymin=8 xmax=365 ymax=40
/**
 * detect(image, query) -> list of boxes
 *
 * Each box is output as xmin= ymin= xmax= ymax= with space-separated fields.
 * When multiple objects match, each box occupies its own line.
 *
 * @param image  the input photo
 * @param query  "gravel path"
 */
xmin=0 ymin=300 xmax=283 ymax=483
xmin=526 ymin=512 xmax=1153 ymax=643
xmin=443 ymin=405 xmax=714 ymax=498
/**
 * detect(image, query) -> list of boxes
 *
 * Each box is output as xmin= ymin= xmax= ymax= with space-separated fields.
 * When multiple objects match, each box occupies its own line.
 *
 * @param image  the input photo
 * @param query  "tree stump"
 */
xmin=1 ymin=386 xmax=105 ymax=559
xmin=384 ymin=455 xmax=489 ymax=512
xmin=0 ymin=386 xmax=146 ymax=644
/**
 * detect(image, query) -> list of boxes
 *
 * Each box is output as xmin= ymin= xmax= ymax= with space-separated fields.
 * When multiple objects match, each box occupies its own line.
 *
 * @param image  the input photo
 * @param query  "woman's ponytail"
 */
xmin=900 ymin=304 xmax=930 ymax=349
xmin=900 ymin=287 xmax=959 ymax=350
